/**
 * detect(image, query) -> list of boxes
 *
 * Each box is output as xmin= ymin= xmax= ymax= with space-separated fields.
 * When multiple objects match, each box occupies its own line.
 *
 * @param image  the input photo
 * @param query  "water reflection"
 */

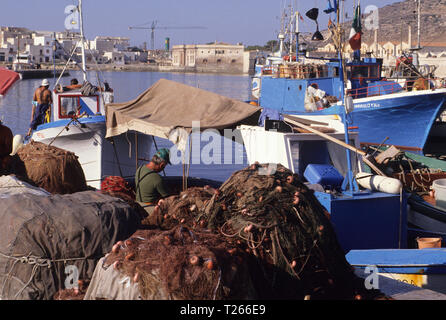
xmin=0 ymin=70 xmax=253 ymax=181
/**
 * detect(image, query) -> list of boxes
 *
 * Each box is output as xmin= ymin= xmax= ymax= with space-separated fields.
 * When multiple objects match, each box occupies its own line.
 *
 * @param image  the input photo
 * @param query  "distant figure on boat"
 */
xmin=64 ymin=78 xmax=82 ymax=91
xmin=27 ymin=79 xmax=52 ymax=137
xmin=135 ymin=148 xmax=171 ymax=220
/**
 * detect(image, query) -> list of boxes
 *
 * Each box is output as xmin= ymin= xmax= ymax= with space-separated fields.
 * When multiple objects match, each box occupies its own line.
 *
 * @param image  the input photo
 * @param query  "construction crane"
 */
xmin=129 ymin=21 xmax=206 ymax=50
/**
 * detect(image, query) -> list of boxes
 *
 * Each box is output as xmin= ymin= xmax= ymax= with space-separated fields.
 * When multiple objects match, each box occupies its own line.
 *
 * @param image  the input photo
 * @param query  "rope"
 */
xmin=111 ymin=137 xmax=123 ymax=177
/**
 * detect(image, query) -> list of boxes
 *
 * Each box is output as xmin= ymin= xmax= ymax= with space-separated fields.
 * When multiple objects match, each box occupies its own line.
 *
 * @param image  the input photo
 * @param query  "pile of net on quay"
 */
xmin=87 ymin=163 xmax=387 ymax=300
xmin=0 ymin=190 xmax=145 ymax=300
xmin=7 ymin=140 xmax=88 ymax=194
xmin=0 ymin=141 xmax=146 ymax=300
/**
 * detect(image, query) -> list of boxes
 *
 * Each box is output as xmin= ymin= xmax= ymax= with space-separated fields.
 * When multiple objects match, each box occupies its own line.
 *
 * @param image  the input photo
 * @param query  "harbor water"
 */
xmin=0 ymin=70 xmax=253 ymax=182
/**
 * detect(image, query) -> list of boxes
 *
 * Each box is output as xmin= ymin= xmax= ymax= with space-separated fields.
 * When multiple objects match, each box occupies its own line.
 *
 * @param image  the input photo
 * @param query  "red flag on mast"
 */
xmin=349 ymin=4 xmax=362 ymax=51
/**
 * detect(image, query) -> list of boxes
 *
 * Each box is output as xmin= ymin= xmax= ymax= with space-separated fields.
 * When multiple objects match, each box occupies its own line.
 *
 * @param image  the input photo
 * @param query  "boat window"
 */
xmin=369 ymin=65 xmax=380 ymax=78
xmin=60 ymin=96 xmax=79 ymax=117
xmin=333 ymin=67 xmax=339 ymax=77
xmin=350 ymin=66 xmax=369 ymax=79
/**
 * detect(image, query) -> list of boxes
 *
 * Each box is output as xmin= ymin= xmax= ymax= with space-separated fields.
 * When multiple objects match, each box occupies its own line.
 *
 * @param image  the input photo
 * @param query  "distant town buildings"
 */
xmin=0 ymin=26 xmax=148 ymax=67
xmin=0 ymin=26 xmax=255 ymax=74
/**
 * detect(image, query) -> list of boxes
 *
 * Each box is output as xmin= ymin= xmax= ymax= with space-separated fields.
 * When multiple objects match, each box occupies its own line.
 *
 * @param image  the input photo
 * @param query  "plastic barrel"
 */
xmin=433 ymin=179 xmax=446 ymax=209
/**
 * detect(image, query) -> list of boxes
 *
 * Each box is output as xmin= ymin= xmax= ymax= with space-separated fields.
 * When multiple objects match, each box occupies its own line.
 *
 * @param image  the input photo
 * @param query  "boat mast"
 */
xmin=416 ymin=0 xmax=421 ymax=49
xmin=338 ymin=0 xmax=358 ymax=193
xmin=294 ymin=11 xmax=300 ymax=62
xmin=78 ymin=0 xmax=87 ymax=82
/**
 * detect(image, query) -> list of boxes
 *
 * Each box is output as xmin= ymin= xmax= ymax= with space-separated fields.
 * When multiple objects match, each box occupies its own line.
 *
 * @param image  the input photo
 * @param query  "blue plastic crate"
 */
xmin=304 ymin=164 xmax=344 ymax=188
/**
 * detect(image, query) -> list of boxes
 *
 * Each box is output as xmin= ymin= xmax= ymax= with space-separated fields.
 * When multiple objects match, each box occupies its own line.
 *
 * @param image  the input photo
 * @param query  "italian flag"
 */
xmin=349 ymin=4 xmax=362 ymax=51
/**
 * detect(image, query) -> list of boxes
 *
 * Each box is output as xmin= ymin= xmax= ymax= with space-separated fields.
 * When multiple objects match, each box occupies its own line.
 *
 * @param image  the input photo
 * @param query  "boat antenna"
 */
xmin=294 ymin=10 xmax=300 ymax=62
xmin=78 ymin=0 xmax=87 ymax=82
xmin=52 ymin=32 xmax=57 ymax=84
xmin=338 ymin=0 xmax=359 ymax=193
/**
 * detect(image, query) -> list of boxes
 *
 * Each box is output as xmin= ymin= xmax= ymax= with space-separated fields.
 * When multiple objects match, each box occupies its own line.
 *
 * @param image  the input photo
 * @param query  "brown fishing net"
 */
xmin=53 ymin=280 xmax=89 ymax=300
xmin=143 ymin=186 xmax=217 ymax=229
xmin=103 ymin=163 xmax=386 ymax=300
xmin=10 ymin=140 xmax=88 ymax=194
xmin=104 ymin=227 xmax=256 ymax=300
xmin=199 ymin=163 xmax=378 ymax=299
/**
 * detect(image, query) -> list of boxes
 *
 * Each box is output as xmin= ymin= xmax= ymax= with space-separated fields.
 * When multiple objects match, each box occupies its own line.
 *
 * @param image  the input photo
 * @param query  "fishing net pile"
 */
xmin=142 ymin=186 xmax=217 ymax=228
xmin=103 ymin=227 xmax=256 ymax=300
xmin=53 ymin=280 xmax=89 ymax=300
xmin=10 ymin=140 xmax=88 ymax=194
xmin=373 ymin=146 xmax=445 ymax=193
xmin=100 ymin=175 xmax=136 ymax=202
xmin=97 ymin=163 xmax=385 ymax=300
xmin=0 ymin=191 xmax=143 ymax=300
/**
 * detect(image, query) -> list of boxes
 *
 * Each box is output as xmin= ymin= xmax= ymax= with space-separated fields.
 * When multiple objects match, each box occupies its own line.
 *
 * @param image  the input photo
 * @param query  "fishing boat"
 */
xmin=363 ymin=145 xmax=446 ymax=246
xmin=28 ymin=0 xmax=151 ymax=189
xmin=251 ymin=4 xmax=446 ymax=156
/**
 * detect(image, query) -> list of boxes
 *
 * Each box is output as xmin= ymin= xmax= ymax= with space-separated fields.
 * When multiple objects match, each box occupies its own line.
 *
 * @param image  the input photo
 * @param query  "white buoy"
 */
xmin=10 ymin=134 xmax=24 ymax=156
xmin=355 ymin=172 xmax=402 ymax=194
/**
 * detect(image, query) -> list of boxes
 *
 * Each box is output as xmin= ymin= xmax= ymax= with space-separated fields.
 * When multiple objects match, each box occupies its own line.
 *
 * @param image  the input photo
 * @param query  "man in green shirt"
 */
xmin=135 ymin=148 xmax=171 ymax=216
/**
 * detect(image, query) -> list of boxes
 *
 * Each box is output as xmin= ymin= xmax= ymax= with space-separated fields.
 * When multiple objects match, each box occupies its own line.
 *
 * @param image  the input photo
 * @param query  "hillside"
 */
xmin=319 ymin=0 xmax=446 ymax=47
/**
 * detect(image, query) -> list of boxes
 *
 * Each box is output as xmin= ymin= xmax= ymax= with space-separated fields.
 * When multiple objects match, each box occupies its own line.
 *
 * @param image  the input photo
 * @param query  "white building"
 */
xmin=0 ymin=47 xmax=14 ymax=62
xmin=26 ymin=44 xmax=52 ymax=63
xmin=172 ymin=42 xmax=245 ymax=73
xmin=90 ymin=36 xmax=130 ymax=53
xmin=103 ymin=51 xmax=125 ymax=65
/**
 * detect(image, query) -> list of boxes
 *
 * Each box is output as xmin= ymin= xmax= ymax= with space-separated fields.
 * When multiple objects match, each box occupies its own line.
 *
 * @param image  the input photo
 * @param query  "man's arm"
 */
xmin=30 ymin=105 xmax=36 ymax=123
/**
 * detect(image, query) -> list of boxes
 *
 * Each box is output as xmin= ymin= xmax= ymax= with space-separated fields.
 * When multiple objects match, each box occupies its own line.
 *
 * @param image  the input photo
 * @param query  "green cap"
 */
xmin=155 ymin=148 xmax=171 ymax=165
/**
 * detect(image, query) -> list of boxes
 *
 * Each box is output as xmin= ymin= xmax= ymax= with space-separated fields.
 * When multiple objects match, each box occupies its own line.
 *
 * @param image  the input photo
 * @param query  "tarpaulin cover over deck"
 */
xmin=105 ymin=79 xmax=261 ymax=148
xmin=0 ymin=68 xmax=20 ymax=96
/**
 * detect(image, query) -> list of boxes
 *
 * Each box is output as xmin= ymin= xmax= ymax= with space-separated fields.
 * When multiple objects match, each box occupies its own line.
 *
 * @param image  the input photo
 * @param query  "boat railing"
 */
xmin=262 ymin=64 xmax=330 ymax=79
xmin=347 ymin=77 xmax=444 ymax=99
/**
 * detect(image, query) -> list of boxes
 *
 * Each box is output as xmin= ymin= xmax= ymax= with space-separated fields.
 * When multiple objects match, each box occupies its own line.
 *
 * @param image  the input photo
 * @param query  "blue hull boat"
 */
xmin=254 ymin=59 xmax=446 ymax=155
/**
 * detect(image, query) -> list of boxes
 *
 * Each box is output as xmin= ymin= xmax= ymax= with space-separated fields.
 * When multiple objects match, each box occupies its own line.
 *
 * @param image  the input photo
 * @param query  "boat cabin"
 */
xmin=346 ymin=58 xmax=402 ymax=99
xmin=255 ymin=57 xmax=402 ymax=114
xmin=51 ymin=88 xmax=113 ymax=122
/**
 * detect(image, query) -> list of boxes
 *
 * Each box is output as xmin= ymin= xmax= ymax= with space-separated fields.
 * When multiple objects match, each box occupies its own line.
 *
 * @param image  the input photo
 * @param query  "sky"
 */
xmin=0 ymin=0 xmax=403 ymax=49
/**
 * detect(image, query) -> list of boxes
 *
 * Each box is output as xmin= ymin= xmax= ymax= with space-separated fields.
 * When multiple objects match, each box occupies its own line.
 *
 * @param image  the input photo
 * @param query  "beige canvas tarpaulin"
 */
xmin=105 ymin=79 xmax=261 ymax=149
